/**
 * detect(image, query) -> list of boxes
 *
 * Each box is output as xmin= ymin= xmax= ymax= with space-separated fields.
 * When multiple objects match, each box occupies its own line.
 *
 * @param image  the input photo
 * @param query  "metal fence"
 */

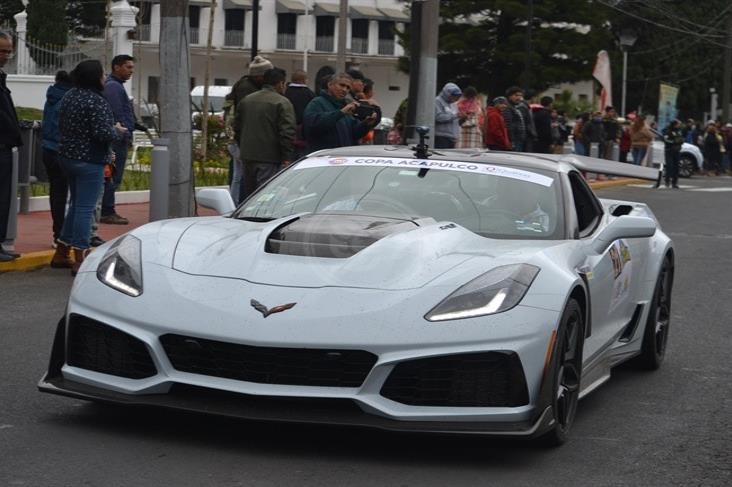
xmin=9 ymin=35 xmax=107 ymax=76
xmin=351 ymin=37 xmax=368 ymax=54
xmin=277 ymin=33 xmax=296 ymax=50
xmin=315 ymin=36 xmax=334 ymax=52
xmin=224 ymin=30 xmax=245 ymax=47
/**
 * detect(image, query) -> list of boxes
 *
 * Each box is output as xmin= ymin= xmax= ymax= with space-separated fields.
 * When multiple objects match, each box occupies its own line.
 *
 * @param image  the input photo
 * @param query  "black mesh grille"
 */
xmin=67 ymin=314 xmax=157 ymax=379
xmin=160 ymin=334 xmax=377 ymax=387
xmin=380 ymin=351 xmax=529 ymax=407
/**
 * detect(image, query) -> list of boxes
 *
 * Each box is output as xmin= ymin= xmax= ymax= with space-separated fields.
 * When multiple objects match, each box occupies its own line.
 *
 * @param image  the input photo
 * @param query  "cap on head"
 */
xmin=492 ymin=96 xmax=508 ymax=105
xmin=249 ymin=55 xmax=273 ymax=76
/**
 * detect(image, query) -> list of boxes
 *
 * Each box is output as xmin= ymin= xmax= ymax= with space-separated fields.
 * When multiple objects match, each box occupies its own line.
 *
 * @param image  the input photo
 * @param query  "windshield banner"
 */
xmin=293 ymin=157 xmax=554 ymax=187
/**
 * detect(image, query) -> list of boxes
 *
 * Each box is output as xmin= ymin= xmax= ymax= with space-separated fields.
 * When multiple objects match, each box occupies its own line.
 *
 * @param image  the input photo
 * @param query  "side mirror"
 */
xmin=196 ymin=188 xmax=235 ymax=215
xmin=592 ymin=215 xmax=656 ymax=253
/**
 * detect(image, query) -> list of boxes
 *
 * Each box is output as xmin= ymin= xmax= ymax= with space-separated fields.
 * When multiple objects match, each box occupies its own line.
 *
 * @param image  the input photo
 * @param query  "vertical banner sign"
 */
xmin=593 ymin=50 xmax=613 ymax=112
xmin=658 ymin=82 xmax=679 ymax=132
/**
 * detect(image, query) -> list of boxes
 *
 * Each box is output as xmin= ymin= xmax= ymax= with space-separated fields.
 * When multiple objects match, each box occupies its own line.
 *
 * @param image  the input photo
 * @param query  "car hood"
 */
xmin=171 ymin=214 xmax=550 ymax=290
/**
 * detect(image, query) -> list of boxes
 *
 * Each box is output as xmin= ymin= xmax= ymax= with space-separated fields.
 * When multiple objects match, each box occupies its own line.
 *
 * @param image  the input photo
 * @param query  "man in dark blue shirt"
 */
xmin=101 ymin=54 xmax=135 ymax=225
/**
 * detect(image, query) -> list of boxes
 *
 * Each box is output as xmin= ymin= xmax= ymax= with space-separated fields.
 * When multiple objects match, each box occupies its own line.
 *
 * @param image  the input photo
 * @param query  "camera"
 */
xmin=353 ymin=102 xmax=377 ymax=120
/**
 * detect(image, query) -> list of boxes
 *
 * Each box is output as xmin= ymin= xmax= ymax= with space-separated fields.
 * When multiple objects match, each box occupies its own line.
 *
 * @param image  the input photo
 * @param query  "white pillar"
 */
xmin=151 ymin=4 xmax=162 ymax=43
xmin=110 ymin=0 xmax=139 ymax=96
xmin=368 ymin=20 xmax=378 ymax=56
xmin=13 ymin=9 xmax=33 ymax=75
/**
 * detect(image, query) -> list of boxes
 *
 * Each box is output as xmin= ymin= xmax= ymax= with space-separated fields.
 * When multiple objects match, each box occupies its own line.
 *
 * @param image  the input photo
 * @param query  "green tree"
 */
xmin=66 ymin=0 xmax=107 ymax=38
xmin=0 ymin=0 xmax=24 ymax=29
xmin=401 ymin=0 xmax=613 ymax=98
xmin=26 ymin=0 xmax=68 ymax=66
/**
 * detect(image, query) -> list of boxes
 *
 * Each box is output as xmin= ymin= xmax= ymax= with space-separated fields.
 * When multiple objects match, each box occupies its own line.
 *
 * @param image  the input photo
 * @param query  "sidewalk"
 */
xmin=0 ymin=178 xmax=642 ymax=273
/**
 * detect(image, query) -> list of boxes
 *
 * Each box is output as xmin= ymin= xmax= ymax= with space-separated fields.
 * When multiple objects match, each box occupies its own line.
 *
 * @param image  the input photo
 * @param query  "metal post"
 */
xmin=413 ymin=0 xmax=439 ymax=139
xmin=621 ymin=49 xmax=628 ymax=117
xmin=336 ymin=0 xmax=348 ymax=73
xmin=149 ymin=138 xmax=170 ymax=221
xmin=405 ymin=0 xmax=422 ymax=143
xmin=4 ymin=148 xmax=19 ymax=248
xmin=251 ymin=0 xmax=259 ymax=59
xmin=722 ymin=11 xmax=732 ymax=122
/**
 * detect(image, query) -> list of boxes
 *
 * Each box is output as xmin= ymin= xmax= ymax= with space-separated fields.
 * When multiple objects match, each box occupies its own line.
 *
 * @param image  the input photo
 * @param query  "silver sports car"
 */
xmin=39 ymin=146 xmax=673 ymax=446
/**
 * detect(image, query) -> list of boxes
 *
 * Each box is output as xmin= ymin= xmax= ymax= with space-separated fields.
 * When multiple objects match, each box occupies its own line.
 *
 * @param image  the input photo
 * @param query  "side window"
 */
xmin=568 ymin=172 xmax=602 ymax=237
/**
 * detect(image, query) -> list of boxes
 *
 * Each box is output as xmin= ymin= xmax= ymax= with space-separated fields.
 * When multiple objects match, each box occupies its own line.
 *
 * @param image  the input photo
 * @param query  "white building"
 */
xmin=128 ymin=0 xmax=410 ymax=119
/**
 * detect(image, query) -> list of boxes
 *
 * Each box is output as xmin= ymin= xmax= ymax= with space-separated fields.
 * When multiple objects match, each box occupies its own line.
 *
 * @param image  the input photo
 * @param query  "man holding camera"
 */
xmin=303 ymin=72 xmax=379 ymax=152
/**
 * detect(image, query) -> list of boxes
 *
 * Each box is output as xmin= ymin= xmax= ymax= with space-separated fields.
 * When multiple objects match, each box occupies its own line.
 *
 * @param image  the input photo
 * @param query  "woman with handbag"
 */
xmin=456 ymin=87 xmax=484 ymax=149
xmin=51 ymin=60 xmax=126 ymax=274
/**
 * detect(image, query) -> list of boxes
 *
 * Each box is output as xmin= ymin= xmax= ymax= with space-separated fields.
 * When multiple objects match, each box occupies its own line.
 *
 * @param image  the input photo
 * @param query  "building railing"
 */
xmin=224 ymin=30 xmax=245 ymax=47
xmin=137 ymin=24 xmax=151 ymax=42
xmin=351 ymin=37 xmax=368 ymax=54
xmin=315 ymin=36 xmax=334 ymax=52
xmin=189 ymin=27 xmax=200 ymax=45
xmin=277 ymin=33 xmax=297 ymax=50
xmin=378 ymin=39 xmax=394 ymax=56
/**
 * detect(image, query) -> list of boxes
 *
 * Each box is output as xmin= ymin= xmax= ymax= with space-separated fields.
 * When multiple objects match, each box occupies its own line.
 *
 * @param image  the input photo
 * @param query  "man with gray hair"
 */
xmin=303 ymin=73 xmax=378 ymax=151
xmin=0 ymin=31 xmax=22 ymax=261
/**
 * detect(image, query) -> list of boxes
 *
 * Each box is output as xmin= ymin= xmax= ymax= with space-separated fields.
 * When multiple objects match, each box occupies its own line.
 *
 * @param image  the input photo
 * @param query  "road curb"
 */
xmin=1 ymin=179 xmax=643 ymax=273
xmin=0 ymin=250 xmax=54 ymax=273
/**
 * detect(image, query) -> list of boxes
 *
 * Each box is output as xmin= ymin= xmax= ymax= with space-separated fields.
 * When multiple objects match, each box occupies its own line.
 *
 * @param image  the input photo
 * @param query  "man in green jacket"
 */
xmin=234 ymin=68 xmax=296 ymax=198
xmin=303 ymin=72 xmax=378 ymax=152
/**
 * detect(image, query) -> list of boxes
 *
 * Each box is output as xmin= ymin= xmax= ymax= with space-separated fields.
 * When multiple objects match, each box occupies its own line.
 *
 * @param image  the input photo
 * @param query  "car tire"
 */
xmin=678 ymin=155 xmax=696 ymax=178
xmin=538 ymin=298 xmax=584 ymax=447
xmin=634 ymin=254 xmax=674 ymax=370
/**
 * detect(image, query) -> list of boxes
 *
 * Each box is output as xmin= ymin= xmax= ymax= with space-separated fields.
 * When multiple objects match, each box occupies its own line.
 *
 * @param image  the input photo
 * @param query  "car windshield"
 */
xmin=233 ymin=156 xmax=564 ymax=239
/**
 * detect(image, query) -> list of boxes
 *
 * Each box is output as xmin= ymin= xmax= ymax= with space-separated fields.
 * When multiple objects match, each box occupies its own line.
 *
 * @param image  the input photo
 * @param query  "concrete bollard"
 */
xmin=149 ymin=138 xmax=170 ymax=222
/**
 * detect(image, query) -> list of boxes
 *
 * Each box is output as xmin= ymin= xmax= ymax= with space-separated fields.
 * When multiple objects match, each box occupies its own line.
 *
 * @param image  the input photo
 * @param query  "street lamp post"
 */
xmin=619 ymin=29 xmax=638 ymax=117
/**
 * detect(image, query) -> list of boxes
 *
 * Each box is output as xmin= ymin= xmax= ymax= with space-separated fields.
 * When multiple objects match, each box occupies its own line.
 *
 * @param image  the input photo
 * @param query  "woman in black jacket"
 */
xmin=51 ymin=60 xmax=126 ymax=274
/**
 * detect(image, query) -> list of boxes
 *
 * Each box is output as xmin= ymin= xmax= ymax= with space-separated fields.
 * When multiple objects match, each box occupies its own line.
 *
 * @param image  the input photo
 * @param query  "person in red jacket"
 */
xmin=484 ymin=96 xmax=512 ymax=151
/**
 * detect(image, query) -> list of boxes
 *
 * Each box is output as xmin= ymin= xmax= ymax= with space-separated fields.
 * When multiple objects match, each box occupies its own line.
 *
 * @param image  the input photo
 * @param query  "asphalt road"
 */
xmin=1 ymin=176 xmax=731 ymax=487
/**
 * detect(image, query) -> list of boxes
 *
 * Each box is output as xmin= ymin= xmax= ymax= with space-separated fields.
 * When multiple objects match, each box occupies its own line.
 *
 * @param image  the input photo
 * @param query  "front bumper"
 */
xmin=39 ymin=266 xmax=562 ymax=436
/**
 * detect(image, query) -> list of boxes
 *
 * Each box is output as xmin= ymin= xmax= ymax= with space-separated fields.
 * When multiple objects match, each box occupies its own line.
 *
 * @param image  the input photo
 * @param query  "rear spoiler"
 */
xmin=557 ymin=154 xmax=662 ymax=183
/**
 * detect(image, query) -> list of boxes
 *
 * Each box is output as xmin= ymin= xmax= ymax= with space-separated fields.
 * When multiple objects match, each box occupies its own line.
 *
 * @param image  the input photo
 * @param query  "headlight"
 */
xmin=425 ymin=264 xmax=539 ymax=321
xmin=96 ymin=235 xmax=143 ymax=297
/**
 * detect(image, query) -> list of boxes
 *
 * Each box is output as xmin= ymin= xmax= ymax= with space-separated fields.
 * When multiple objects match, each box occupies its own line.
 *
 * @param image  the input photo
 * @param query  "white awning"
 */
xmin=349 ymin=5 xmax=384 ymax=21
xmin=223 ymin=0 xmax=254 ymax=9
xmin=314 ymin=2 xmax=339 ymax=16
xmin=276 ymin=0 xmax=307 ymax=14
xmin=378 ymin=7 xmax=410 ymax=22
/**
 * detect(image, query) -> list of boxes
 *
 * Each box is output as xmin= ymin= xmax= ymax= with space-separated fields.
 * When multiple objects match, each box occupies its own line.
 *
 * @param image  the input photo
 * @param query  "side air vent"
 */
xmin=265 ymin=213 xmax=418 ymax=258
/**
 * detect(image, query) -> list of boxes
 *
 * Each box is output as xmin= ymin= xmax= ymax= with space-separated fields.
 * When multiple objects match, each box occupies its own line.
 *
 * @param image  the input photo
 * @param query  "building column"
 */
xmin=151 ymin=4 xmax=162 ymax=43
xmin=110 ymin=0 xmax=138 ymax=96
xmin=368 ymin=20 xmax=378 ymax=56
xmin=13 ymin=8 xmax=33 ymax=75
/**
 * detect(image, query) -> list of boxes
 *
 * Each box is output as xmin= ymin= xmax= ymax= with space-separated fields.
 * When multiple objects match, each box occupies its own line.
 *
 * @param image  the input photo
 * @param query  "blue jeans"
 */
xmin=59 ymin=158 xmax=104 ymax=249
xmin=631 ymin=147 xmax=647 ymax=166
xmin=101 ymin=141 xmax=128 ymax=216
xmin=574 ymin=141 xmax=587 ymax=156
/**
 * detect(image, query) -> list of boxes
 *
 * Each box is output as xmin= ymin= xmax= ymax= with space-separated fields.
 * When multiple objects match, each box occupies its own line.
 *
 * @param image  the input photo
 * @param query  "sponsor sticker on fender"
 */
xmin=293 ymin=156 xmax=554 ymax=187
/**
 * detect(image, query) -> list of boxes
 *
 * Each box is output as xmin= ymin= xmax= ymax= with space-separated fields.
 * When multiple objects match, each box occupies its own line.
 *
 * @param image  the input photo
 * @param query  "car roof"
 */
xmin=309 ymin=146 xmax=573 ymax=175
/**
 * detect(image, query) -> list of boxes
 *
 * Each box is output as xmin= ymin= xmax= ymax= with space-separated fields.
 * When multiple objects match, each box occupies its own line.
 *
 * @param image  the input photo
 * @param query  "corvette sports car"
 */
xmin=39 ymin=145 xmax=674 ymax=445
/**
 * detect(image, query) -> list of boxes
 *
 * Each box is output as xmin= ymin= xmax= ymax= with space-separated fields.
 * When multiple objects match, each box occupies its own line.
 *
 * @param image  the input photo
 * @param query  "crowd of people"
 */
xmin=225 ymin=57 xmax=382 ymax=205
xmin=1 ymin=27 xmax=133 ymax=266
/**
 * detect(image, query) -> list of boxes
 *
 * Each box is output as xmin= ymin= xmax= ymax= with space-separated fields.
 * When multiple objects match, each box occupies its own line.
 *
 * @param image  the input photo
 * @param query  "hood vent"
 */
xmin=266 ymin=214 xmax=421 ymax=258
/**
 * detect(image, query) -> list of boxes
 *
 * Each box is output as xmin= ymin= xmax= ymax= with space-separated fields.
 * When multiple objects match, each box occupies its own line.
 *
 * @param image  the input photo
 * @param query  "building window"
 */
xmin=224 ymin=9 xmax=245 ymax=47
xmin=131 ymin=1 xmax=153 ymax=41
xmin=189 ymin=5 xmax=201 ymax=44
xmin=578 ymin=94 xmax=588 ymax=102
xmin=315 ymin=16 xmax=335 ymax=52
xmin=351 ymin=19 xmax=369 ymax=54
xmin=378 ymin=21 xmax=394 ymax=55
xmin=277 ymin=13 xmax=297 ymax=50
xmin=214 ymin=78 xmax=228 ymax=86
xmin=147 ymin=76 xmax=160 ymax=105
